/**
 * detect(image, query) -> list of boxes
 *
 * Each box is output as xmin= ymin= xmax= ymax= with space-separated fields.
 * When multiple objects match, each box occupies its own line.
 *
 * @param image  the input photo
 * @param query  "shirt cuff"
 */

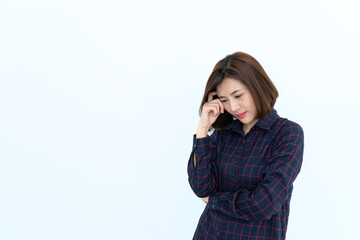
xmin=208 ymin=191 xmax=224 ymax=212
xmin=192 ymin=133 xmax=210 ymax=150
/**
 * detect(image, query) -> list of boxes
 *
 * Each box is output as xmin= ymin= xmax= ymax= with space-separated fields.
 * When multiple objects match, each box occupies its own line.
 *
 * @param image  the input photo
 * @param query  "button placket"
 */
xmin=233 ymin=139 xmax=245 ymax=164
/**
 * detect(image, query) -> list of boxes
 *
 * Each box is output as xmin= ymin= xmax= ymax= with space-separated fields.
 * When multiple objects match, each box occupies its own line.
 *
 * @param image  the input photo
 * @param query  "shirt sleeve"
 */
xmin=187 ymin=130 xmax=219 ymax=198
xmin=208 ymin=122 xmax=304 ymax=221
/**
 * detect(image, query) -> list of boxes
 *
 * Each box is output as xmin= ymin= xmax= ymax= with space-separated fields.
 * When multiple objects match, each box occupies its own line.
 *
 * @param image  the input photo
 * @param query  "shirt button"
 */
xmin=233 ymin=160 xmax=238 ymax=163
xmin=216 ymin=232 xmax=220 ymax=236
xmin=212 ymin=204 xmax=215 ymax=208
xmin=242 ymin=140 xmax=245 ymax=144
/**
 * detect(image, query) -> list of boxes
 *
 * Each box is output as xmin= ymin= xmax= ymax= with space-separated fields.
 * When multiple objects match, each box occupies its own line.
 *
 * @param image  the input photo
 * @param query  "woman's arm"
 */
xmin=188 ymin=91 xmax=224 ymax=198
xmin=187 ymin=130 xmax=219 ymax=198
xmin=207 ymin=122 xmax=304 ymax=221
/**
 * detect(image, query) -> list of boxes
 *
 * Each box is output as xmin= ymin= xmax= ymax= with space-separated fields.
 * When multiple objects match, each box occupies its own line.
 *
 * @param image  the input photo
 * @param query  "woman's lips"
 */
xmin=236 ymin=112 xmax=247 ymax=119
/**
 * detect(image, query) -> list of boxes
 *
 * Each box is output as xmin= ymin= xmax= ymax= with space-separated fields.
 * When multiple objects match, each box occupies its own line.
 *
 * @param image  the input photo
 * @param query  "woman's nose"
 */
xmin=230 ymin=100 xmax=240 ymax=112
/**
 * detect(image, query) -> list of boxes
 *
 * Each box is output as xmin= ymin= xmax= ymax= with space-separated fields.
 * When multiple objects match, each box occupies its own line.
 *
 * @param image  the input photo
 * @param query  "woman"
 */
xmin=187 ymin=52 xmax=304 ymax=240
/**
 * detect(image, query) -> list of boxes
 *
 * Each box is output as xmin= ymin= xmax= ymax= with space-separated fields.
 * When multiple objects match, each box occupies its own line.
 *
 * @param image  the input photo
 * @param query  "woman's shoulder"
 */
xmin=274 ymin=115 xmax=304 ymax=139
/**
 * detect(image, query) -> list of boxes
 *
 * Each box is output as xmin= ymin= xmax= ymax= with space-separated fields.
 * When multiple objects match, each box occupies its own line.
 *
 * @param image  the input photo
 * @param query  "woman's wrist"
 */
xmin=196 ymin=128 xmax=209 ymax=138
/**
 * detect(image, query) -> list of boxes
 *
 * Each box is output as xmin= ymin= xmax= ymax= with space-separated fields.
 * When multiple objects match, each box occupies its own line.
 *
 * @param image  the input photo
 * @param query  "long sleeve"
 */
xmin=187 ymin=130 xmax=219 ymax=198
xmin=208 ymin=122 xmax=304 ymax=221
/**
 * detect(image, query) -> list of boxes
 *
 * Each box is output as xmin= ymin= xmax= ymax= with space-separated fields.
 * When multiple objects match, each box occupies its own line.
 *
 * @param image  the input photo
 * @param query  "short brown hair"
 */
xmin=199 ymin=52 xmax=278 ymax=131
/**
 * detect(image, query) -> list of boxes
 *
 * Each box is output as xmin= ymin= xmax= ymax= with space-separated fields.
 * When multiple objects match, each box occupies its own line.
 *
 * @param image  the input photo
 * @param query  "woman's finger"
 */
xmin=218 ymin=99 xmax=224 ymax=113
xmin=207 ymin=91 xmax=218 ymax=102
xmin=202 ymin=103 xmax=222 ymax=125
xmin=210 ymin=101 xmax=222 ymax=115
xmin=208 ymin=105 xmax=219 ymax=116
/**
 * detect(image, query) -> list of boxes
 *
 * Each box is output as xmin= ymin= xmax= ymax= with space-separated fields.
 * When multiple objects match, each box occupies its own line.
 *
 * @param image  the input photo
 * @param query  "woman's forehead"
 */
xmin=216 ymin=78 xmax=246 ymax=94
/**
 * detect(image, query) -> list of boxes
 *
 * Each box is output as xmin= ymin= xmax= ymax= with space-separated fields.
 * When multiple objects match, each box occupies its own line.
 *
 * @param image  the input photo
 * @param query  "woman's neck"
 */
xmin=243 ymin=119 xmax=259 ymax=135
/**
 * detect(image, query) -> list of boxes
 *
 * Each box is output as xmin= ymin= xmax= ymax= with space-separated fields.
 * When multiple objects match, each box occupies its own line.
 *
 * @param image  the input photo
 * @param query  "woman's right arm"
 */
xmin=187 ymin=130 xmax=219 ymax=198
xmin=187 ymin=91 xmax=224 ymax=198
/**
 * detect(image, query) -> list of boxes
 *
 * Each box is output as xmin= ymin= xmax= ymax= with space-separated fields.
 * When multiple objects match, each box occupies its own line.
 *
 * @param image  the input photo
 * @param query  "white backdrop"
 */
xmin=1 ymin=0 xmax=359 ymax=239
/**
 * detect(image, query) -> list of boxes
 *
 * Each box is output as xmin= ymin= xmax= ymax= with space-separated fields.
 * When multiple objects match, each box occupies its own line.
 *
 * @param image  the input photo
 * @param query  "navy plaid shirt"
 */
xmin=187 ymin=109 xmax=304 ymax=240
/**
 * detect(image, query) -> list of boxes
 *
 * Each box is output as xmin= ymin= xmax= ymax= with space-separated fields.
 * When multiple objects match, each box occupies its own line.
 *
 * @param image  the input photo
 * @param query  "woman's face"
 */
xmin=216 ymin=77 xmax=258 ymax=127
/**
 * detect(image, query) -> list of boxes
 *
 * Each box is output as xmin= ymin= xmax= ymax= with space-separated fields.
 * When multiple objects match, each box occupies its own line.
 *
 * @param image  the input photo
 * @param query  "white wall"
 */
xmin=1 ymin=0 xmax=359 ymax=239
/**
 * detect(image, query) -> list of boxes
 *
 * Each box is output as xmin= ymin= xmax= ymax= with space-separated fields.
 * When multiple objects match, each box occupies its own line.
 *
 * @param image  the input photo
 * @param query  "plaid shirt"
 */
xmin=187 ymin=109 xmax=304 ymax=240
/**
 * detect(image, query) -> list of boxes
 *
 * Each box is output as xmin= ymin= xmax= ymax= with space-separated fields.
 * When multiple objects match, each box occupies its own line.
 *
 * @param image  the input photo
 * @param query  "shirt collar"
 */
xmin=256 ymin=108 xmax=279 ymax=131
xmin=225 ymin=108 xmax=279 ymax=133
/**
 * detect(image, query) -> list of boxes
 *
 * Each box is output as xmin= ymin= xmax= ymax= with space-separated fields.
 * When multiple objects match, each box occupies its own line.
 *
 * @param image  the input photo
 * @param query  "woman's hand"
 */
xmin=202 ymin=196 xmax=209 ymax=204
xmin=197 ymin=91 xmax=224 ymax=137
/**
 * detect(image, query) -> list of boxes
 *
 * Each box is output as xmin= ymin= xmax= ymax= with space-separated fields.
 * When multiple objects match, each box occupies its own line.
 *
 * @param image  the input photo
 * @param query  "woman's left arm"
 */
xmin=207 ymin=122 xmax=304 ymax=221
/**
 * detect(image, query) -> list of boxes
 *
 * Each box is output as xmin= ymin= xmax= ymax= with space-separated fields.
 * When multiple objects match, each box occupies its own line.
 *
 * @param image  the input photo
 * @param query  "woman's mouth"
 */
xmin=236 ymin=112 xmax=247 ymax=119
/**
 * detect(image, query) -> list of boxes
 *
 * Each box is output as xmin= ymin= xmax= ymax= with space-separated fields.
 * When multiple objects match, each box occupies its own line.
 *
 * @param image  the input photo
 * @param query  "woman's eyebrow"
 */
xmin=218 ymin=89 xmax=243 ymax=98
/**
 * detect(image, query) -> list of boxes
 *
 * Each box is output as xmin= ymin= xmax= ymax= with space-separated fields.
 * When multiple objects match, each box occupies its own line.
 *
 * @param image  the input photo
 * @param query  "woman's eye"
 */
xmin=220 ymin=100 xmax=227 ymax=103
xmin=235 ymin=95 xmax=243 ymax=99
